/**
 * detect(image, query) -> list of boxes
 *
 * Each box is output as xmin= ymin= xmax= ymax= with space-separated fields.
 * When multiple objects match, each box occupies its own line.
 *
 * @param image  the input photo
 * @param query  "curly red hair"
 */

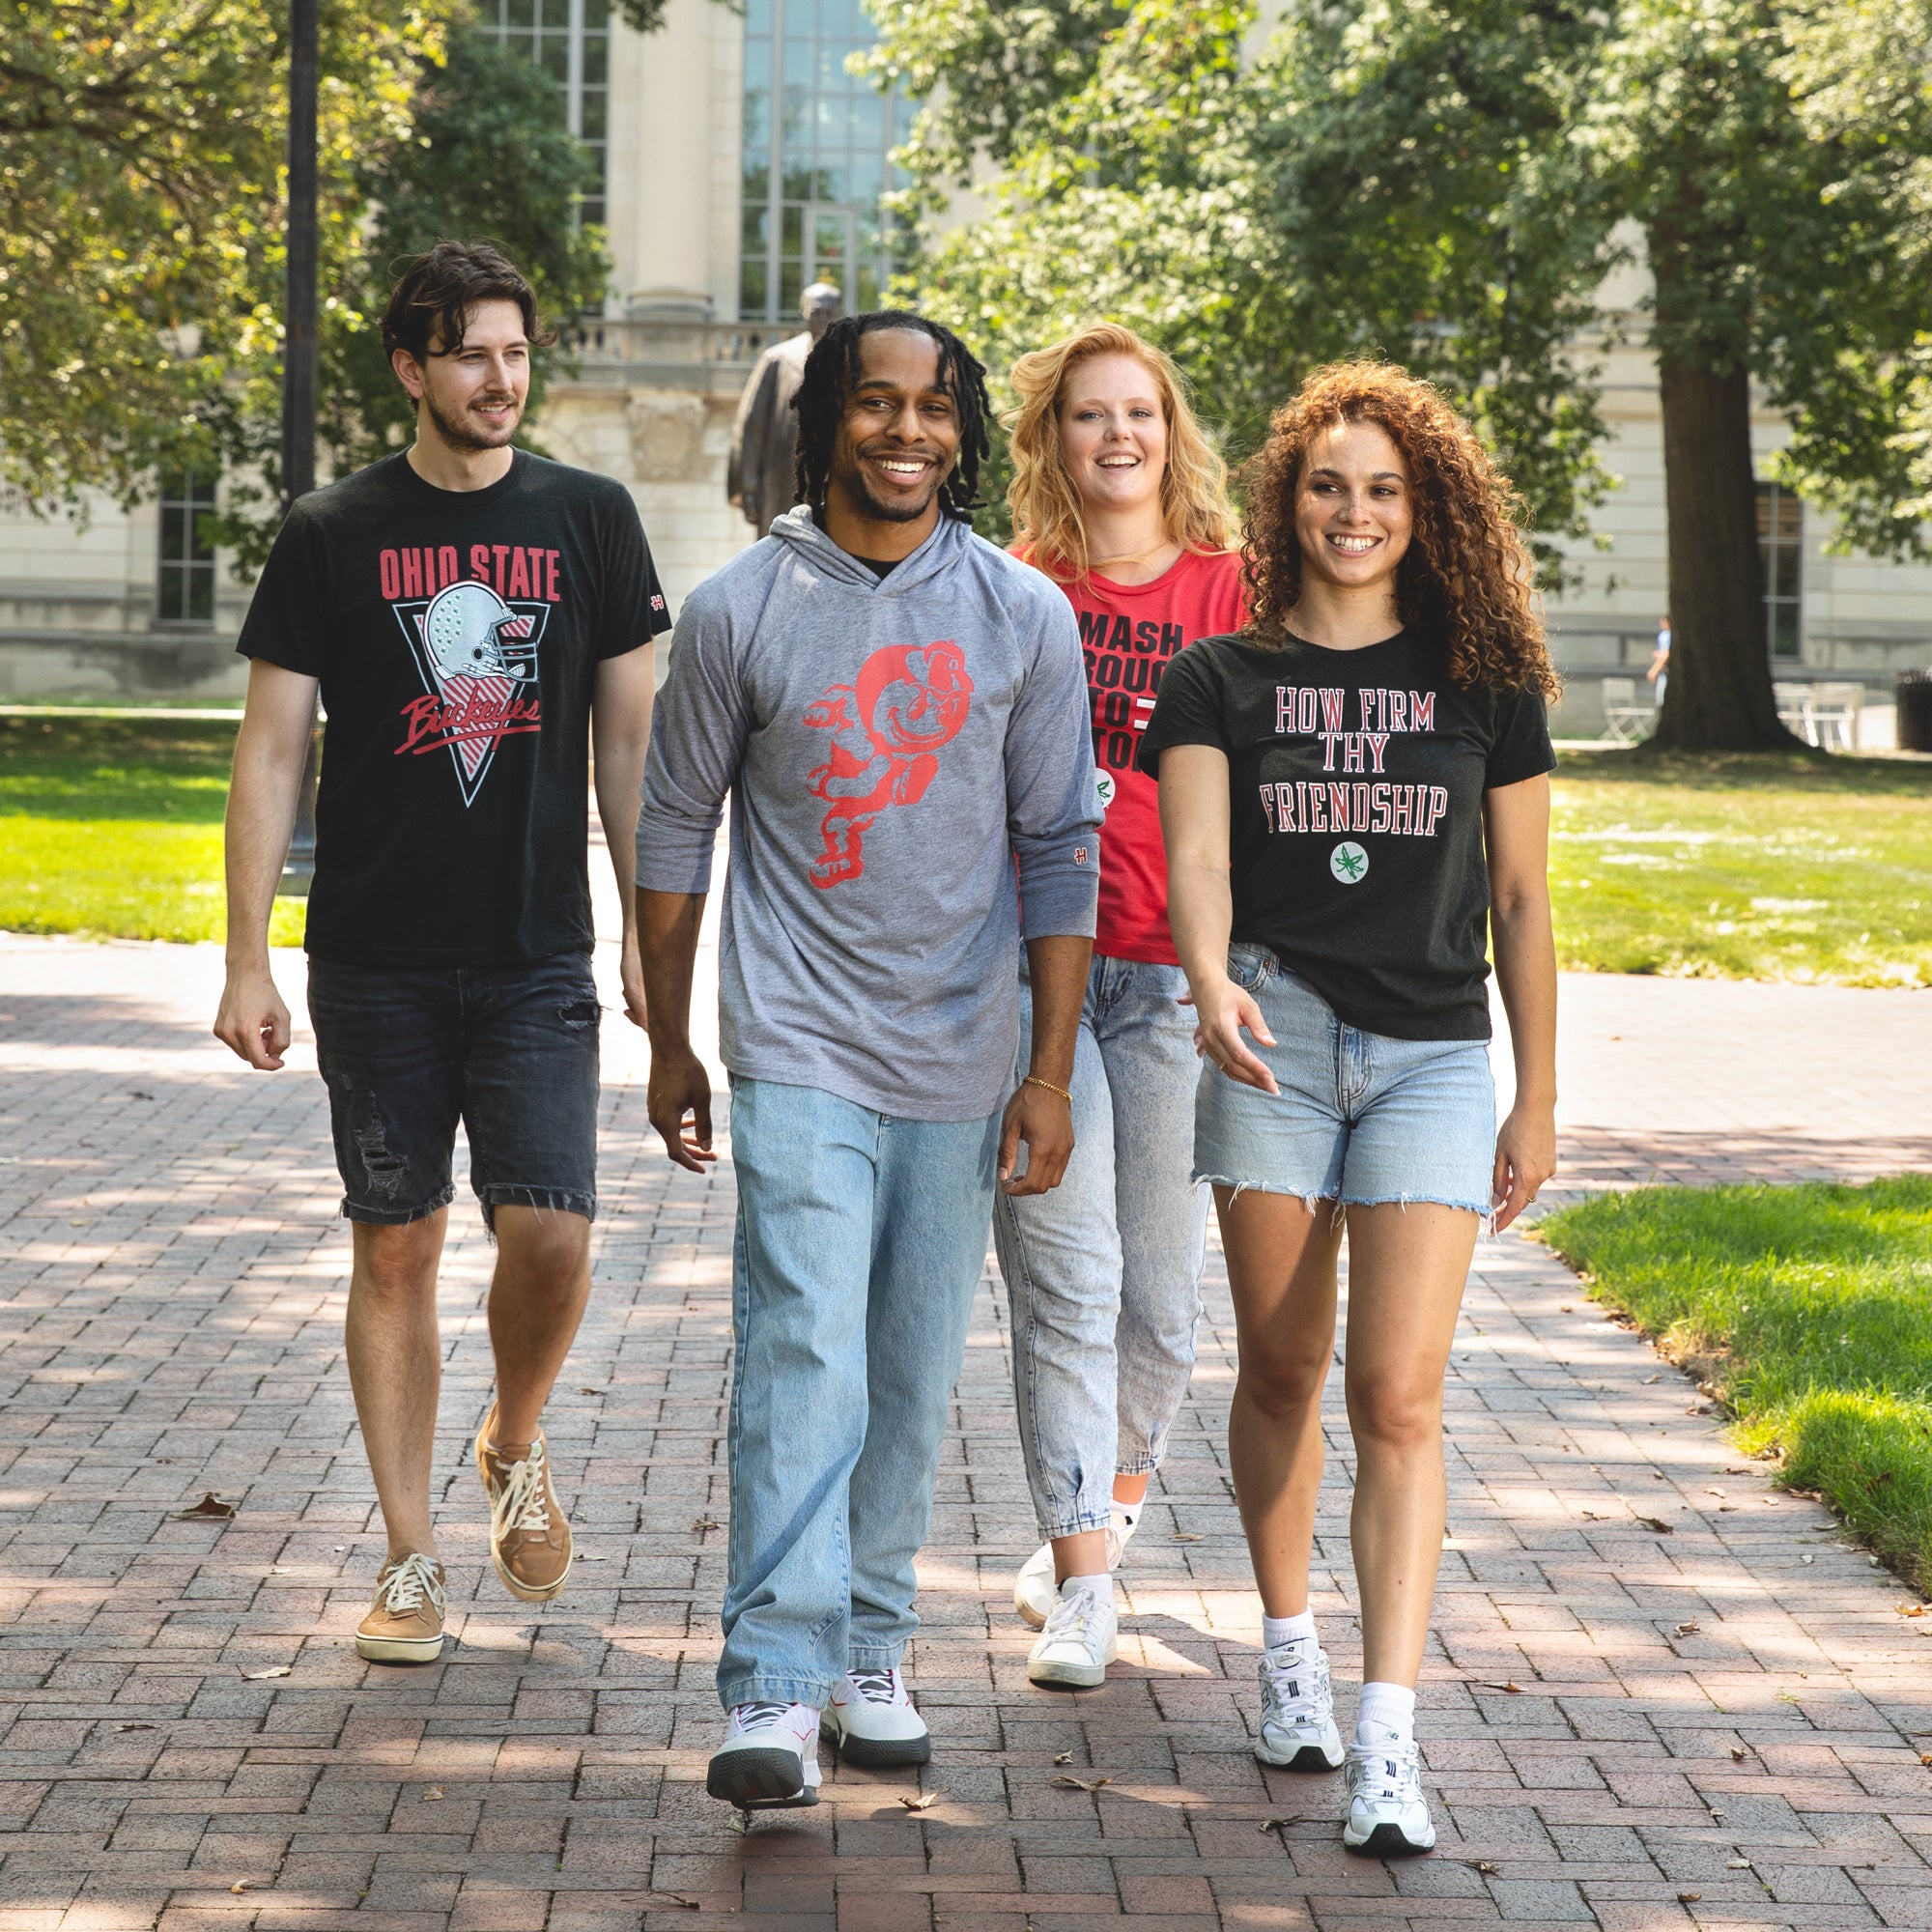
xmin=1241 ymin=362 xmax=1559 ymax=699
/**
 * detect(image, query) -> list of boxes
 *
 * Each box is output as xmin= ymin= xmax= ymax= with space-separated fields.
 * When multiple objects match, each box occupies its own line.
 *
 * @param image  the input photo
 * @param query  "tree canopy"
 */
xmin=874 ymin=0 xmax=1932 ymax=744
xmin=1 ymin=0 xmax=639 ymax=551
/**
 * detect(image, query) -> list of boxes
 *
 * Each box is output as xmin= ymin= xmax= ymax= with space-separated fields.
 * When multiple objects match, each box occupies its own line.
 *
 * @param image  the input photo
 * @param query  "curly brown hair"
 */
xmin=1240 ymin=362 xmax=1559 ymax=699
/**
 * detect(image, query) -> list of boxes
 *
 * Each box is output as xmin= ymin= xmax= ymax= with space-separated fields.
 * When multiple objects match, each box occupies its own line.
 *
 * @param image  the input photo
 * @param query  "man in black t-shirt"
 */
xmin=214 ymin=242 xmax=670 ymax=1663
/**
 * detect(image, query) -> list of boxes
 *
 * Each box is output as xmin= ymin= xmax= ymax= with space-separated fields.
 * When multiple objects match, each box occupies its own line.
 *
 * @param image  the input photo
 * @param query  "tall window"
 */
xmin=740 ymin=0 xmax=901 ymax=321
xmin=1756 ymin=480 xmax=1802 ymax=660
xmin=482 ymin=0 xmax=610 ymax=225
xmin=156 ymin=471 xmax=217 ymax=624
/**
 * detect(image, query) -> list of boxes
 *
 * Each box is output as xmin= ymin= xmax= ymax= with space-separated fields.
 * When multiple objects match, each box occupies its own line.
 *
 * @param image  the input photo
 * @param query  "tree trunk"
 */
xmin=1649 ymin=355 xmax=1800 ymax=751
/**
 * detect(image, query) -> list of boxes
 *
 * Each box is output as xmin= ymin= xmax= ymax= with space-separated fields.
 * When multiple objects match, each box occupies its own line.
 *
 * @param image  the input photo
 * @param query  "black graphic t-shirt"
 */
xmin=1136 ymin=629 xmax=1554 ymax=1039
xmin=238 ymin=450 xmax=670 ymax=967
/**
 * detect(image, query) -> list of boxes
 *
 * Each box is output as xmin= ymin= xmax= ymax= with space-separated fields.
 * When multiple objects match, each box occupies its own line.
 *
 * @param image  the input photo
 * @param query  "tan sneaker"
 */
xmin=355 ymin=1553 xmax=446 ymax=1662
xmin=474 ymin=1406 xmax=572 ymax=1602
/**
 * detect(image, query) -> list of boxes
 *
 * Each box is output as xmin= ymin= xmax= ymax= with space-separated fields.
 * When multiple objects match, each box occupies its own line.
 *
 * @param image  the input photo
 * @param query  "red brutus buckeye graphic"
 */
xmin=803 ymin=640 xmax=974 ymax=887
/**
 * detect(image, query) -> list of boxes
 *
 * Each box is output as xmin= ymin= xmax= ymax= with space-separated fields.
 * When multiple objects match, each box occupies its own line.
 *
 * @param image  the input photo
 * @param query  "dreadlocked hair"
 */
xmin=793 ymin=311 xmax=993 ymax=522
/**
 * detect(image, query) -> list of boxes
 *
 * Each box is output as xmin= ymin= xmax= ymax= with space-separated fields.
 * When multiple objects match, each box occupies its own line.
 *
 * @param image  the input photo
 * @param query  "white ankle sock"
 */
xmin=1262 ymin=1609 xmax=1318 ymax=1651
xmin=1355 ymin=1681 xmax=1416 ymax=1745
xmin=1111 ymin=1497 xmax=1142 ymax=1542
xmin=1061 ymin=1572 xmax=1110 ymax=1600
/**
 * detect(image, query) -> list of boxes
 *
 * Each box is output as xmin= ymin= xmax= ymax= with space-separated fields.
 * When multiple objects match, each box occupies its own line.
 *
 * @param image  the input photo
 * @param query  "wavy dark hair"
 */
xmin=381 ymin=240 xmax=554 ymax=364
xmin=793 ymin=311 xmax=991 ymax=522
xmin=1241 ymin=362 xmax=1559 ymax=698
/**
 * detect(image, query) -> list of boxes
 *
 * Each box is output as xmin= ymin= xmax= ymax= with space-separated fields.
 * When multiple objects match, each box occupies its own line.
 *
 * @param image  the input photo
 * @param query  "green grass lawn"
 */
xmin=0 ymin=715 xmax=305 ymax=947
xmin=1551 ymin=749 xmax=1932 ymax=985
xmin=1540 ymin=1177 xmax=1932 ymax=1593
xmin=3 ymin=723 xmax=1928 ymax=974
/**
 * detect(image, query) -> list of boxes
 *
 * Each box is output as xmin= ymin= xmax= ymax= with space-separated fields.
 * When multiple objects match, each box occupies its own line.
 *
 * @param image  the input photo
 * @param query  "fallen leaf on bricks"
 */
xmin=692 ymin=1518 xmax=721 ymax=1534
xmin=1052 ymin=1775 xmax=1112 ymax=1792
xmin=1463 ymin=1860 xmax=1501 ymax=1874
xmin=1171 ymin=1532 xmax=1203 ymax=1543
xmin=1259 ymin=1815 xmax=1300 ymax=1835
xmin=1642 ymin=1373 xmax=1661 ymax=1384
xmin=237 ymin=1666 xmax=291 ymax=1681
xmin=1730 ymin=1747 xmax=1747 ymax=1762
xmin=1719 ymin=1505 xmax=1739 ymax=1512
xmin=1677 ymin=1892 xmax=1701 ymax=1904
xmin=1482 ymin=1681 xmax=1524 ymax=1693
xmin=230 ymin=1882 xmax=264 ymax=1894
xmin=899 ymin=1793 xmax=936 ymax=1811
xmin=1919 ymin=1752 xmax=1932 ymax=1767
xmin=112 ymin=1721 xmax=156 ymax=1732
xmin=1674 ymin=1622 xmax=1701 ymax=1636
xmin=1560 ymin=1304 xmax=1573 ymax=1312
xmin=1800 ymin=1554 xmax=1814 ymax=1565
xmin=169 ymin=1493 xmax=236 ymax=1520
xmin=1635 ymin=1517 xmax=1674 ymax=1534
xmin=1581 ymin=1510 xmax=1607 ymax=1520
xmin=1054 ymin=1752 xmax=1072 ymax=1765
xmin=1727 ymin=1858 xmax=1752 ymax=1869
xmin=577 ymin=1386 xmax=601 ymax=1395
xmin=668 ymin=1898 xmax=700 ymax=1911
xmin=421 ymin=1788 xmax=444 ymax=1802
xmin=1898 ymin=1604 xmax=1927 ymax=1617
xmin=576 ymin=1552 xmax=608 ymax=1562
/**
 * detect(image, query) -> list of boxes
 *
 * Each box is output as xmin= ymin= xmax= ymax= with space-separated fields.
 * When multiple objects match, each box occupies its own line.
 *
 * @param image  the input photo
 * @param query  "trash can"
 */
xmin=1898 ymin=670 xmax=1932 ymax=753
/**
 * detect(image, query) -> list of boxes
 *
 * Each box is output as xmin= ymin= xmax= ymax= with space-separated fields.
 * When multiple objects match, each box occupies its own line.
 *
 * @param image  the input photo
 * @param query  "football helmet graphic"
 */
xmin=420 ymin=581 xmax=540 ymax=684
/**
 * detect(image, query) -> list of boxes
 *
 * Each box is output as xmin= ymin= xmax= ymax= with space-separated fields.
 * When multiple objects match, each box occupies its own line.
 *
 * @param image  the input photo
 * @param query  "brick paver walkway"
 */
xmin=2 ymin=933 xmax=1930 ymax=1932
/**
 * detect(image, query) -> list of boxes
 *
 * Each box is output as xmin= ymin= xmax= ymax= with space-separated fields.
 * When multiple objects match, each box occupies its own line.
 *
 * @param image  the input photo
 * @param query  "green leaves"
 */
xmin=875 ymin=0 xmax=1932 ymax=567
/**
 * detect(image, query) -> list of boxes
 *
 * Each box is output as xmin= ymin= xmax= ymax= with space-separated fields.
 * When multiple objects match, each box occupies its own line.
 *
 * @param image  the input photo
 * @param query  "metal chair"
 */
xmin=1600 ymin=676 xmax=1656 ymax=745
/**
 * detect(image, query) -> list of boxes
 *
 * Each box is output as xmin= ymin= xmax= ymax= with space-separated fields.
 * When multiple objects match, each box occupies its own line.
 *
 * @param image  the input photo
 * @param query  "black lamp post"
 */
xmin=278 ymin=0 xmax=323 ymax=896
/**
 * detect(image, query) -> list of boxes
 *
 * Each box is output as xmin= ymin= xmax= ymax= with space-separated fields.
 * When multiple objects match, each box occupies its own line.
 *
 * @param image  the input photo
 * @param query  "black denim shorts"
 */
xmin=306 ymin=952 xmax=601 ymax=1228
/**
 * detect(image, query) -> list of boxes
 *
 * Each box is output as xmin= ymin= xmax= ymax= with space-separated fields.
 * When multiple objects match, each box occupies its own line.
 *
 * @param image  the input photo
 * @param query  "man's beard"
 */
xmin=424 ymin=388 xmax=521 ymax=452
xmin=839 ymin=449 xmax=948 ymax=524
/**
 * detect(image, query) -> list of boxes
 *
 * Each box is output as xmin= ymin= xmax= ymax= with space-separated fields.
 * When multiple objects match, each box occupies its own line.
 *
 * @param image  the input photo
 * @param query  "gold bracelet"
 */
xmin=1023 ymin=1073 xmax=1072 ymax=1103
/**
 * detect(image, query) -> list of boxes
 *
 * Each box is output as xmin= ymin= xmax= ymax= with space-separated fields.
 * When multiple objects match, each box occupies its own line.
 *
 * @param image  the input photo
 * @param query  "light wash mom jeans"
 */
xmin=719 ymin=1075 xmax=1001 ymax=1711
xmin=993 ymin=954 xmax=1209 ymax=1540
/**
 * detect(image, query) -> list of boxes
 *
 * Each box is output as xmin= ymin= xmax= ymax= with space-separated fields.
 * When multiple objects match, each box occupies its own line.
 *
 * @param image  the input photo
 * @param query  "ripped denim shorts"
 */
xmin=1193 ymin=944 xmax=1495 ymax=1219
xmin=307 ymin=951 xmax=600 ymax=1228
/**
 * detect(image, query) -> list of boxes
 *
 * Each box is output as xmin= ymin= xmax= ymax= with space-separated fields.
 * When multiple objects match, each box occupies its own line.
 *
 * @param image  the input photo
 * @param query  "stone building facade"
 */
xmin=3 ymin=0 xmax=1927 ymax=733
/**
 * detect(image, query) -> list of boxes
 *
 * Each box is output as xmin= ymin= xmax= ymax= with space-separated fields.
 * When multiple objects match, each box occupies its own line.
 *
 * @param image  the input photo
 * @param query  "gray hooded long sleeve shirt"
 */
xmin=638 ymin=506 xmax=1100 ymax=1122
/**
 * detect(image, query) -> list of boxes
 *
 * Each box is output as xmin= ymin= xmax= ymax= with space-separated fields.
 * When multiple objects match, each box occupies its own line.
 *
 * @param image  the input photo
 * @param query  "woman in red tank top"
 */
xmin=994 ymin=323 xmax=1244 ymax=1690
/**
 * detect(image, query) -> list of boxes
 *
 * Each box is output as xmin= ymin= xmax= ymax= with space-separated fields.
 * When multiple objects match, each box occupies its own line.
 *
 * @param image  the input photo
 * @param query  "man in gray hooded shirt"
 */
xmin=637 ymin=312 xmax=1099 ymax=1809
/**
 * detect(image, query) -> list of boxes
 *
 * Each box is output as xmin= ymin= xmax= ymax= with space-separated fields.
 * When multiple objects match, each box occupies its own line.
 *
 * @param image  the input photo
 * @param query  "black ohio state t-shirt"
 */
xmin=1137 ymin=629 xmax=1554 ymax=1039
xmin=238 ymin=450 xmax=670 ymax=967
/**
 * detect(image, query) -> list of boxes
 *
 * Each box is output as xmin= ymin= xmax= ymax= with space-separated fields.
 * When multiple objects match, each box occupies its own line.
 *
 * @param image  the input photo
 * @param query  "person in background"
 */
xmin=996 ymin=323 xmax=1244 ymax=1690
xmin=1646 ymin=612 xmax=1671 ymax=705
xmin=213 ymin=242 xmax=668 ymax=1663
xmin=637 ymin=310 xmax=1098 ymax=1810
xmin=1141 ymin=361 xmax=1559 ymax=1856
xmin=726 ymin=281 xmax=843 ymax=535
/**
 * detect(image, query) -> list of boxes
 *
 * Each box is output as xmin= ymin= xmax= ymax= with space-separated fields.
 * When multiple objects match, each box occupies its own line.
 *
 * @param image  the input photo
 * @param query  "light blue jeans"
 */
xmin=992 ymin=955 xmax=1209 ymax=1541
xmin=719 ymin=1075 xmax=1002 ymax=1710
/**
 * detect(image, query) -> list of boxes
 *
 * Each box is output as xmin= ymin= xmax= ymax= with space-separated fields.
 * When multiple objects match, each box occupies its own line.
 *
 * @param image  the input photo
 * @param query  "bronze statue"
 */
xmin=727 ymin=282 xmax=842 ymax=535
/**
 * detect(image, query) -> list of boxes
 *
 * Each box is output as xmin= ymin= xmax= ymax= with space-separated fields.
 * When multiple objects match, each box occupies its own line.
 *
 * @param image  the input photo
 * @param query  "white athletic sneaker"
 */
xmin=1343 ymin=1736 xmax=1435 ymax=1856
xmin=1013 ymin=1509 xmax=1135 ymax=1630
xmin=1254 ymin=1639 xmax=1345 ymax=1771
xmin=706 ymin=1701 xmax=822 ymax=1808
xmin=1026 ymin=1578 xmax=1118 ymax=1689
xmin=821 ymin=1665 xmax=931 ymax=1767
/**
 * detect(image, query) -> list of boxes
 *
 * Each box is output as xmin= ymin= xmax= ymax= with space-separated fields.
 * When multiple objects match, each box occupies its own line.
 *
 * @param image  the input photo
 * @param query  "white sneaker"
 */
xmin=1255 ymin=1640 xmax=1345 ymax=1771
xmin=706 ymin=1701 xmax=822 ymax=1808
xmin=1013 ymin=1508 xmax=1136 ymax=1630
xmin=1343 ymin=1736 xmax=1435 ymax=1856
xmin=1027 ymin=1578 xmax=1118 ymax=1689
xmin=821 ymin=1665 xmax=931 ymax=1767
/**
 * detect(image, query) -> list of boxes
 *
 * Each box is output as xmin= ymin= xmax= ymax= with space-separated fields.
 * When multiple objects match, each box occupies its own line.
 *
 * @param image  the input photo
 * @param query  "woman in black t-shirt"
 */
xmin=1137 ymin=363 xmax=1559 ymax=1859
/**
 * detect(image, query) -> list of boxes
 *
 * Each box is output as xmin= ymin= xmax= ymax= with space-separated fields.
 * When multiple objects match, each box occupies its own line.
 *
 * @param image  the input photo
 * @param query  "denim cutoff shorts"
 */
xmin=307 ymin=951 xmax=601 ymax=1228
xmin=1193 ymin=943 xmax=1495 ymax=1217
